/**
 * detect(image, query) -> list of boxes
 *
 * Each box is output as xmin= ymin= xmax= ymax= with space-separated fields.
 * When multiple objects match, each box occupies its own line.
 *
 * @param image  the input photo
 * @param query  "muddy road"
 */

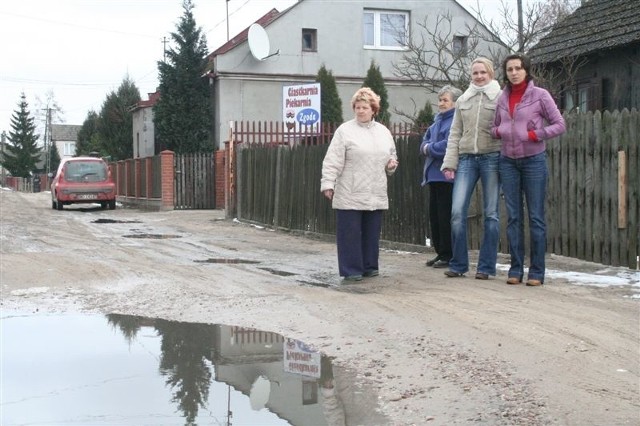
xmin=1 ymin=190 xmax=638 ymax=425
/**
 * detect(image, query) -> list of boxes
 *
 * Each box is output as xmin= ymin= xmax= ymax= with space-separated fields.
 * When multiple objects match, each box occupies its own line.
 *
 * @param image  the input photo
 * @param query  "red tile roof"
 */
xmin=132 ymin=91 xmax=160 ymax=111
xmin=208 ymin=8 xmax=281 ymax=59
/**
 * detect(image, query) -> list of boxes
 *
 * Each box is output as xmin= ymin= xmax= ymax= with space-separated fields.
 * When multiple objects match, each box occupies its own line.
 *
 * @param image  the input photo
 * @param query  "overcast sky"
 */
xmin=0 ymin=0 xmax=506 ymax=138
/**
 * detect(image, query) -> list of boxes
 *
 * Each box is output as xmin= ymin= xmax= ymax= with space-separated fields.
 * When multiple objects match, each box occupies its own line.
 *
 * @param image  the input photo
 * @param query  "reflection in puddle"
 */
xmin=1 ymin=312 xmax=387 ymax=425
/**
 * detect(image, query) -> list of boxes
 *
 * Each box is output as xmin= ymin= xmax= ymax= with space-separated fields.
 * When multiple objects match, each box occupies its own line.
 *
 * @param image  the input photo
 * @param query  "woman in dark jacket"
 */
xmin=420 ymin=85 xmax=462 ymax=268
xmin=492 ymin=53 xmax=566 ymax=286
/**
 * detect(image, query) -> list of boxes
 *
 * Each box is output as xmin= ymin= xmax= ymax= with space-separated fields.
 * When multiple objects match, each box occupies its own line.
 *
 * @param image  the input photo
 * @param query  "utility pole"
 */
xmin=44 ymin=108 xmax=52 ymax=175
xmin=162 ymin=36 xmax=168 ymax=62
xmin=1 ymin=131 xmax=6 ymax=186
xmin=226 ymin=0 xmax=230 ymax=41
xmin=517 ymin=0 xmax=524 ymax=52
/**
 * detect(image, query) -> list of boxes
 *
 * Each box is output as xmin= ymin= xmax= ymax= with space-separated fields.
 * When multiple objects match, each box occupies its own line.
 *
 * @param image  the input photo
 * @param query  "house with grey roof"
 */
xmin=529 ymin=0 xmax=640 ymax=112
xmin=51 ymin=124 xmax=81 ymax=159
xmin=202 ymin=0 xmax=507 ymax=149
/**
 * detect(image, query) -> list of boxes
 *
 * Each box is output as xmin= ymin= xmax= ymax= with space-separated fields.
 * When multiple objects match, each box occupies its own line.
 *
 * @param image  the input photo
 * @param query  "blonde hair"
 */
xmin=471 ymin=57 xmax=495 ymax=80
xmin=351 ymin=87 xmax=380 ymax=115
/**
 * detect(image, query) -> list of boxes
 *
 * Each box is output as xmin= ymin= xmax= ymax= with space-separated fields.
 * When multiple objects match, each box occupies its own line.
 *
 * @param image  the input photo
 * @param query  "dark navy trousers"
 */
xmin=336 ymin=209 xmax=383 ymax=277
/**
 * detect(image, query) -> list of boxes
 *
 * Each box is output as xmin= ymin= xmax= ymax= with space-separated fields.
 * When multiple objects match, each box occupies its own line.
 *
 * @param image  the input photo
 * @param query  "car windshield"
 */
xmin=64 ymin=161 xmax=107 ymax=182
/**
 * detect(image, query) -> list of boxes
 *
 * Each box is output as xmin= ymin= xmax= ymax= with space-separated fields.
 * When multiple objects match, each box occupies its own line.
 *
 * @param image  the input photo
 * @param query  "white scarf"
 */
xmin=459 ymin=80 xmax=501 ymax=102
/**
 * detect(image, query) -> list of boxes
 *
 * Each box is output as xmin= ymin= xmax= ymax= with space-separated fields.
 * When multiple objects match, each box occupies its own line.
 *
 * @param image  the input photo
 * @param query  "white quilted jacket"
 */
xmin=320 ymin=119 xmax=397 ymax=210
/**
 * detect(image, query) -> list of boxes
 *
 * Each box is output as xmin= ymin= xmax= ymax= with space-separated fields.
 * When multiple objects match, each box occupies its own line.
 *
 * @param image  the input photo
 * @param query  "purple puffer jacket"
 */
xmin=492 ymin=81 xmax=566 ymax=159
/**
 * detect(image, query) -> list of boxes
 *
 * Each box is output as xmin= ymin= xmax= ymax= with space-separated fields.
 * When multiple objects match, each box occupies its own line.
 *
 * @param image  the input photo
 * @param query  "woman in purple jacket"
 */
xmin=492 ymin=53 xmax=566 ymax=286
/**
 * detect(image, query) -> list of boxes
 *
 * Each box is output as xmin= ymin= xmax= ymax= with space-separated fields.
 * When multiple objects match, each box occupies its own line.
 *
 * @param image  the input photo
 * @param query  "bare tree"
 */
xmin=391 ymin=12 xmax=506 ymax=122
xmin=392 ymin=13 xmax=488 ymax=94
xmin=482 ymin=0 xmax=583 ymax=111
xmin=34 ymin=90 xmax=65 ymax=141
xmin=34 ymin=91 xmax=65 ymax=173
xmin=467 ymin=0 xmax=580 ymax=55
xmin=393 ymin=0 xmax=585 ymax=121
xmin=466 ymin=0 xmax=585 ymax=104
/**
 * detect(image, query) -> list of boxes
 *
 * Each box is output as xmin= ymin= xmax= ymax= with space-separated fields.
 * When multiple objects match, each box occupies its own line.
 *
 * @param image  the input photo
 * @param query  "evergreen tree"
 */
xmin=76 ymin=110 xmax=104 ymax=157
xmin=154 ymin=0 xmax=212 ymax=153
xmin=414 ymin=101 xmax=435 ymax=134
xmin=1 ymin=93 xmax=42 ymax=177
xmin=98 ymin=77 xmax=140 ymax=161
xmin=49 ymin=142 xmax=61 ymax=174
xmin=315 ymin=65 xmax=343 ymax=124
xmin=362 ymin=60 xmax=391 ymax=126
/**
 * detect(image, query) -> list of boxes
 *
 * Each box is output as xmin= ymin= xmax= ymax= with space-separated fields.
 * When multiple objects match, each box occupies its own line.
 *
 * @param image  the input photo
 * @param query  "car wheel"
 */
xmin=108 ymin=200 xmax=116 ymax=210
xmin=100 ymin=202 xmax=107 ymax=209
xmin=56 ymin=200 xmax=63 ymax=210
xmin=52 ymin=200 xmax=57 ymax=210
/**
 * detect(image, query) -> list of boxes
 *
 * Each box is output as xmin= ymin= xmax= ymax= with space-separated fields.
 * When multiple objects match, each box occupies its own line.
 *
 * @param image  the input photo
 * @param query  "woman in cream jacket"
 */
xmin=320 ymin=88 xmax=398 ymax=282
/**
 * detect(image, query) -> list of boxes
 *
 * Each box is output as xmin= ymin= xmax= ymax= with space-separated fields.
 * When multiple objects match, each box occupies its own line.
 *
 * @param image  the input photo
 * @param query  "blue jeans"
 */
xmin=449 ymin=152 xmax=500 ymax=275
xmin=500 ymin=152 xmax=548 ymax=282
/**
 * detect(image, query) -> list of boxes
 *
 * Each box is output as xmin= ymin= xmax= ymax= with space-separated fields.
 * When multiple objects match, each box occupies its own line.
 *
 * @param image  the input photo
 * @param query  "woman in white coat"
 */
xmin=320 ymin=87 xmax=399 ymax=282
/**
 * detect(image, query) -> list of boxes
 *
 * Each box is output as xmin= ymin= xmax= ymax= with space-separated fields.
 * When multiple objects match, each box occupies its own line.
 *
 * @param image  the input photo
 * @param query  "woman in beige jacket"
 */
xmin=441 ymin=57 xmax=502 ymax=280
xmin=320 ymin=88 xmax=398 ymax=282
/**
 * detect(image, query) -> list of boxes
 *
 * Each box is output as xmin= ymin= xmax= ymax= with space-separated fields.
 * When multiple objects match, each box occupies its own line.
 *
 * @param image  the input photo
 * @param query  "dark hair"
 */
xmin=502 ymin=53 xmax=534 ymax=86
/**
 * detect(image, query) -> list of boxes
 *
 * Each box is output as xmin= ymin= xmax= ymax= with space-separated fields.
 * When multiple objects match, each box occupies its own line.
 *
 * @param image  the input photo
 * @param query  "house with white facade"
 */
xmin=131 ymin=91 xmax=160 ymax=158
xmin=51 ymin=124 xmax=81 ymax=159
xmin=204 ymin=0 xmax=505 ymax=149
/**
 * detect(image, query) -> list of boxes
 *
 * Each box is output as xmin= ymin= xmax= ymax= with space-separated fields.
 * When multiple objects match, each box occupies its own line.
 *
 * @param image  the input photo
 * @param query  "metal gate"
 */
xmin=174 ymin=153 xmax=216 ymax=209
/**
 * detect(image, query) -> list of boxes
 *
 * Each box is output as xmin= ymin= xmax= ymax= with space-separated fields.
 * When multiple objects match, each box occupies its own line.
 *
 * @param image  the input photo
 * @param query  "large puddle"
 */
xmin=1 ymin=312 xmax=387 ymax=425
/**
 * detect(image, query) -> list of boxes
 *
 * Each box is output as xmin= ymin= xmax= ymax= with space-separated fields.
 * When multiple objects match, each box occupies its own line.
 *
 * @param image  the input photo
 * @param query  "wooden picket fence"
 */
xmin=231 ymin=110 xmax=639 ymax=269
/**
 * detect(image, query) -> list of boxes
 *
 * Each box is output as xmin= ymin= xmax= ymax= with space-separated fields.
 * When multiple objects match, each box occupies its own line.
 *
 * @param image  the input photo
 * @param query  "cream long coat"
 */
xmin=320 ymin=119 xmax=397 ymax=210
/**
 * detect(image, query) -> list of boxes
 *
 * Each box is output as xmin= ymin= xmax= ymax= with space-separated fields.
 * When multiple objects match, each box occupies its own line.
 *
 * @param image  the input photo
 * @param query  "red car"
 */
xmin=50 ymin=157 xmax=116 ymax=210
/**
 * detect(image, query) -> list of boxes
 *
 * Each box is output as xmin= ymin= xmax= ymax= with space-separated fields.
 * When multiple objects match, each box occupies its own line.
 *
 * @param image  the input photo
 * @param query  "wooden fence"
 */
xmin=174 ymin=153 xmax=216 ymax=209
xmin=546 ymin=109 xmax=639 ymax=268
xmin=110 ymin=151 xmax=215 ymax=211
xmin=231 ymin=110 xmax=639 ymax=269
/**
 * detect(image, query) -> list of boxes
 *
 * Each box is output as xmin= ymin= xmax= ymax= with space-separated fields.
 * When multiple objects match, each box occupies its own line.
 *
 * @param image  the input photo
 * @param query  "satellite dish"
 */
xmin=248 ymin=24 xmax=270 ymax=61
xmin=249 ymin=376 xmax=271 ymax=410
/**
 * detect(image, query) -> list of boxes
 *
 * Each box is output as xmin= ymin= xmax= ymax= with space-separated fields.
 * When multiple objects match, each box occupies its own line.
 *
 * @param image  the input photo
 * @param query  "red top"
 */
xmin=509 ymin=81 xmax=537 ymax=141
xmin=509 ymin=81 xmax=527 ymax=115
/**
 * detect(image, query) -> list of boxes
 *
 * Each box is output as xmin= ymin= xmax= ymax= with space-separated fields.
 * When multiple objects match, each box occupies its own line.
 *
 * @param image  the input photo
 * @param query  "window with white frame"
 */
xmin=363 ymin=10 xmax=408 ymax=49
xmin=62 ymin=142 xmax=76 ymax=156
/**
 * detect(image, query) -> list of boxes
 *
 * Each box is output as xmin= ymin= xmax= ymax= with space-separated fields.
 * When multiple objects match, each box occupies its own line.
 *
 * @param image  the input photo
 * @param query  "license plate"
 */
xmin=78 ymin=194 xmax=97 ymax=200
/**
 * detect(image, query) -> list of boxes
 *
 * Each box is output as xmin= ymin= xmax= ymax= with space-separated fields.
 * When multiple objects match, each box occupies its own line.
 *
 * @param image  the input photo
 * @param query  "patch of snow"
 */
xmin=11 ymin=287 xmax=49 ymax=296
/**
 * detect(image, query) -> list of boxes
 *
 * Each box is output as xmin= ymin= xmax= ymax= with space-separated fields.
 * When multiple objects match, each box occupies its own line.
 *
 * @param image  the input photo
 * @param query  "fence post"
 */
xmin=160 ymin=150 xmax=175 ymax=210
xmin=145 ymin=157 xmax=153 ymax=200
xmin=225 ymin=122 xmax=236 ymax=218
xmin=618 ymin=150 xmax=627 ymax=229
xmin=273 ymin=146 xmax=282 ymax=226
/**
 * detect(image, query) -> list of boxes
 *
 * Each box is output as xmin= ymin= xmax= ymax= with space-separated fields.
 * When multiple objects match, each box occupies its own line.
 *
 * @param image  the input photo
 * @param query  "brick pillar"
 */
xmin=160 ymin=150 xmax=175 ymax=210
xmin=134 ymin=158 xmax=142 ymax=198
xmin=215 ymin=150 xmax=225 ymax=209
xmin=116 ymin=161 xmax=124 ymax=196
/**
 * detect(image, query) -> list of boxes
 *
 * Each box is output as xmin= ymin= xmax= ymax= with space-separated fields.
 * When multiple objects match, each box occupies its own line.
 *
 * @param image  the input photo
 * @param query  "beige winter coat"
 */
xmin=320 ymin=119 xmax=397 ymax=210
xmin=441 ymin=80 xmax=502 ymax=171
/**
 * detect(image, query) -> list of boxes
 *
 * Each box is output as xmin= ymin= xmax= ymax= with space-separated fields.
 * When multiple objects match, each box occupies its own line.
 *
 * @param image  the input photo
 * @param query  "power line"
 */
xmin=0 ymin=11 xmax=161 ymax=39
